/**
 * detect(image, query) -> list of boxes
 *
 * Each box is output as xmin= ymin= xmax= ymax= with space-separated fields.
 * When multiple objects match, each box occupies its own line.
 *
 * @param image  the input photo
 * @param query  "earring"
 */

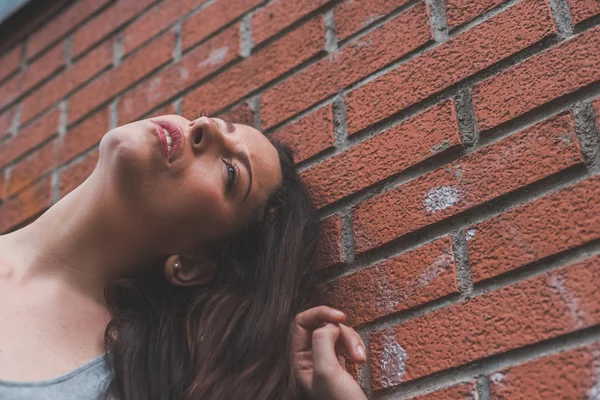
xmin=174 ymin=262 xmax=181 ymax=272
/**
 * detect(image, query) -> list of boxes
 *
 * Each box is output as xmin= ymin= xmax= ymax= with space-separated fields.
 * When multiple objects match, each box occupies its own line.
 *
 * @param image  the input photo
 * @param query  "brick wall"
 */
xmin=1 ymin=0 xmax=599 ymax=398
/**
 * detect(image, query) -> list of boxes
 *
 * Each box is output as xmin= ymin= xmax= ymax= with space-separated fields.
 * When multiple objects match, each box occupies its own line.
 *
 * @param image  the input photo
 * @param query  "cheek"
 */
xmin=163 ymin=170 xmax=236 ymax=242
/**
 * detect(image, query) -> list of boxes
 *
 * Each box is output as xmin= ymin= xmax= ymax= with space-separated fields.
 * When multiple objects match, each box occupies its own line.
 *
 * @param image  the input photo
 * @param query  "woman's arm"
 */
xmin=292 ymin=306 xmax=368 ymax=400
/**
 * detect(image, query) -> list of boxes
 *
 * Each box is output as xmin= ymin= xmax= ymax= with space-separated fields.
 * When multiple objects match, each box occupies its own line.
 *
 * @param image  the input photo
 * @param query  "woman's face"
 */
xmin=98 ymin=114 xmax=282 ymax=255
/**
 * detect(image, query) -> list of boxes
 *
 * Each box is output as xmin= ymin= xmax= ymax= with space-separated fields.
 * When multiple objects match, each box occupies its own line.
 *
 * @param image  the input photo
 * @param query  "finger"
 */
xmin=339 ymin=324 xmax=367 ymax=363
xmin=312 ymin=323 xmax=343 ymax=378
xmin=337 ymin=354 xmax=346 ymax=368
xmin=295 ymin=306 xmax=346 ymax=331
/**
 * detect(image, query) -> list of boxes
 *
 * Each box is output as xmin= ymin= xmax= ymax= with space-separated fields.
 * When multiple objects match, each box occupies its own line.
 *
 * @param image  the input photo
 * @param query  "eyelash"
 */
xmin=223 ymin=159 xmax=239 ymax=193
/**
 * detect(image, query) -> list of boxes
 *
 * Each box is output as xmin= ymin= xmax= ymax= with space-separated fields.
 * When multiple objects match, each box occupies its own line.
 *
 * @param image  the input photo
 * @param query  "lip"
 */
xmin=151 ymin=120 xmax=184 ymax=163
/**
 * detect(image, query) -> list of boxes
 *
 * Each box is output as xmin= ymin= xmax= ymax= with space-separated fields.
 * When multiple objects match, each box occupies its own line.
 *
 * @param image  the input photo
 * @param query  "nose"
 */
xmin=188 ymin=116 xmax=232 ymax=154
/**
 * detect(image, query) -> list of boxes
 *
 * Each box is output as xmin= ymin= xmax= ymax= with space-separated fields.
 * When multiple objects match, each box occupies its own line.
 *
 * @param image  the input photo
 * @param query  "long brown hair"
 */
xmin=102 ymin=139 xmax=321 ymax=399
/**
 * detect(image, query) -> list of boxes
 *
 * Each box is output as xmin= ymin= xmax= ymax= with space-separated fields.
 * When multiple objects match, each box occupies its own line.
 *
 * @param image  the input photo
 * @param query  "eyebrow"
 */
xmin=215 ymin=118 xmax=252 ymax=202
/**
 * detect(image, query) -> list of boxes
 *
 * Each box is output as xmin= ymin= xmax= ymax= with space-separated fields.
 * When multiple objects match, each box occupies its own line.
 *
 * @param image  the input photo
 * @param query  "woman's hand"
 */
xmin=291 ymin=306 xmax=368 ymax=400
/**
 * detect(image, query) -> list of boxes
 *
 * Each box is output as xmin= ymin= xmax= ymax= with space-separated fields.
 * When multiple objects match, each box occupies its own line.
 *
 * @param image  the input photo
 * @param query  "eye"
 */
xmin=223 ymin=159 xmax=238 ymax=193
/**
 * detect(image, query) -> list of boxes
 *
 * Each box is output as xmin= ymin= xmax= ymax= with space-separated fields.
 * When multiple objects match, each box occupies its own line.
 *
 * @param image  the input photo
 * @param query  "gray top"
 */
xmin=0 ymin=354 xmax=113 ymax=400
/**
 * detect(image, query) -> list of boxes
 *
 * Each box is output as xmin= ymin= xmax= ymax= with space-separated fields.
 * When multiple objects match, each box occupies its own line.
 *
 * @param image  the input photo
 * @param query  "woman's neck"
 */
xmin=0 ymin=169 xmax=156 ymax=304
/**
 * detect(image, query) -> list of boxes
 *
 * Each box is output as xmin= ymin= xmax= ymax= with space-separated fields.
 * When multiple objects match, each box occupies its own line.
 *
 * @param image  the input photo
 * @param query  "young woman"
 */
xmin=0 ymin=115 xmax=368 ymax=400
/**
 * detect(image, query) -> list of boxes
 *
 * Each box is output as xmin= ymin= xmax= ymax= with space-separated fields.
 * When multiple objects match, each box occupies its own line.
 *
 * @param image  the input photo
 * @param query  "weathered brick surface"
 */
xmin=216 ymin=101 xmax=255 ymax=127
xmin=468 ymin=175 xmax=600 ymax=282
xmin=119 ymin=25 xmax=240 ymax=124
xmin=321 ymin=237 xmax=459 ymax=326
xmin=0 ymin=46 xmax=21 ymax=83
xmin=0 ymin=177 xmax=52 ymax=233
xmin=473 ymin=26 xmax=600 ymax=132
xmin=345 ymin=0 xmax=555 ymax=135
xmin=251 ymin=0 xmax=329 ymax=45
xmin=353 ymin=112 xmax=583 ymax=254
xmin=370 ymin=254 xmax=600 ymax=389
xmin=445 ymin=0 xmax=508 ymax=28
xmin=21 ymin=39 xmax=114 ymax=124
xmin=3 ymin=0 xmax=600 ymax=397
xmin=0 ymin=107 xmax=15 ymax=139
xmin=271 ymin=104 xmax=334 ymax=163
xmin=0 ymin=42 xmax=65 ymax=109
xmin=182 ymin=0 xmax=262 ymax=51
xmin=489 ymin=343 xmax=600 ymax=399
xmin=414 ymin=382 xmax=478 ymax=400
xmin=60 ymin=107 xmax=110 ymax=165
xmin=316 ymin=214 xmax=343 ymax=269
xmin=303 ymin=100 xmax=462 ymax=209
xmin=70 ymin=32 xmax=174 ymax=125
xmin=334 ymin=0 xmax=412 ymax=41
xmin=28 ymin=0 xmax=111 ymax=58
xmin=5 ymin=140 xmax=57 ymax=197
xmin=568 ymin=0 xmax=600 ymax=25
xmin=122 ymin=0 xmax=199 ymax=55
xmin=71 ymin=0 xmax=154 ymax=58
xmin=182 ymin=16 xmax=325 ymax=117
xmin=0 ymin=109 xmax=60 ymax=169
xmin=261 ymin=2 xmax=432 ymax=130
xmin=59 ymin=148 xmax=100 ymax=197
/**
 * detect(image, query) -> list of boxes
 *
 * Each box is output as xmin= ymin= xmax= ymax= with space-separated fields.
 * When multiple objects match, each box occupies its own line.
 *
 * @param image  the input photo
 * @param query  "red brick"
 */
xmin=304 ymin=100 xmax=462 ymax=209
xmin=489 ymin=343 xmax=600 ymax=399
xmin=28 ymin=0 xmax=112 ymax=58
xmin=468 ymin=175 xmax=600 ymax=282
xmin=5 ymin=139 xmax=58 ymax=198
xmin=316 ymin=215 xmax=343 ymax=269
xmin=182 ymin=16 xmax=325 ymax=118
xmin=271 ymin=105 xmax=334 ymax=163
xmin=0 ymin=170 xmax=5 ymax=201
xmin=261 ymin=2 xmax=431 ymax=130
xmin=146 ymin=103 xmax=177 ymax=119
xmin=21 ymin=39 xmax=114 ymax=124
xmin=182 ymin=0 xmax=262 ymax=51
xmin=70 ymin=32 xmax=174 ymax=125
xmin=568 ymin=0 xmax=600 ymax=24
xmin=22 ymin=43 xmax=65 ymax=92
xmin=322 ymin=237 xmax=459 ymax=326
xmin=445 ymin=0 xmax=508 ymax=28
xmin=59 ymin=148 xmax=100 ymax=198
xmin=0 ymin=109 xmax=60 ymax=169
xmin=335 ymin=0 xmax=413 ymax=41
xmin=72 ymin=0 xmax=154 ymax=58
xmin=252 ymin=0 xmax=329 ymax=45
xmin=216 ymin=101 xmax=255 ymax=127
xmin=122 ymin=0 xmax=201 ymax=55
xmin=369 ymin=254 xmax=600 ymax=389
xmin=414 ymin=382 xmax=478 ymax=400
xmin=0 ymin=1 xmax=69 ymax=57
xmin=352 ymin=112 xmax=583 ymax=255
xmin=345 ymin=0 xmax=555 ymax=135
xmin=0 ymin=43 xmax=65 ymax=110
xmin=0 ymin=46 xmax=21 ymax=82
xmin=0 ymin=108 xmax=15 ymax=138
xmin=119 ymin=25 xmax=240 ymax=124
xmin=0 ymin=177 xmax=52 ymax=233
xmin=60 ymin=107 xmax=110 ymax=165
xmin=473 ymin=26 xmax=600 ymax=132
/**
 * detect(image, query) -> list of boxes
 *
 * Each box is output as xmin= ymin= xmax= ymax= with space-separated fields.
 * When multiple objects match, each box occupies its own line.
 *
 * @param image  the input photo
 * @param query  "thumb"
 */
xmin=312 ymin=323 xmax=343 ymax=378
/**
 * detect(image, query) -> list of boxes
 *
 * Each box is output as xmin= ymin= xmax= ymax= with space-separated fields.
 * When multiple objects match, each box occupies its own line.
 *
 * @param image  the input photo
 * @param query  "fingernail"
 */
xmin=357 ymin=345 xmax=366 ymax=359
xmin=333 ymin=309 xmax=345 ymax=317
xmin=188 ymin=121 xmax=195 ymax=126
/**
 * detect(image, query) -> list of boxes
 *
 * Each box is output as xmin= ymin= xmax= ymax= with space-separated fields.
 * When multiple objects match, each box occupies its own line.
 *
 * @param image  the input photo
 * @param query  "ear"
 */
xmin=163 ymin=252 xmax=215 ymax=287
